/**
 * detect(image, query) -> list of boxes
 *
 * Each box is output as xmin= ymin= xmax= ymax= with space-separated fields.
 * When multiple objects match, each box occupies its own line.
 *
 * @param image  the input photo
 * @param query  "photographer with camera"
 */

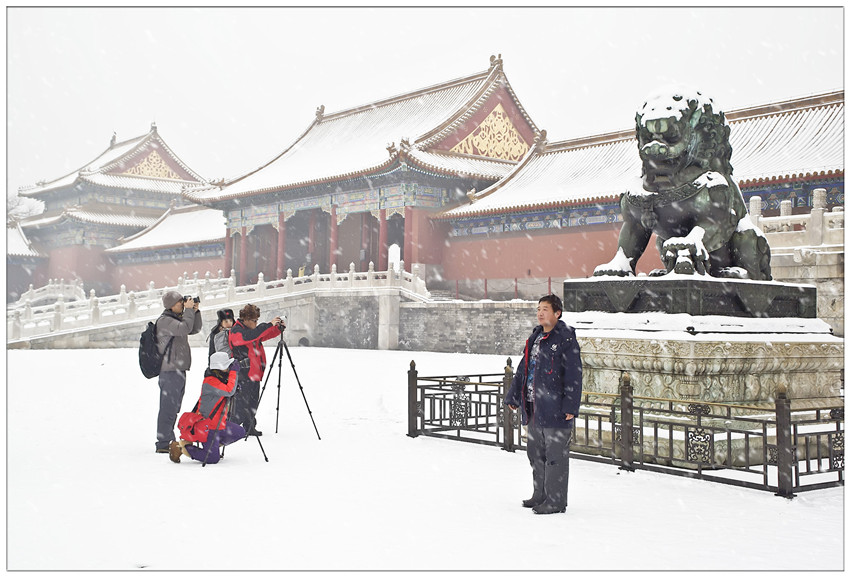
xmin=155 ymin=291 xmax=203 ymax=456
xmin=228 ymin=304 xmax=284 ymax=436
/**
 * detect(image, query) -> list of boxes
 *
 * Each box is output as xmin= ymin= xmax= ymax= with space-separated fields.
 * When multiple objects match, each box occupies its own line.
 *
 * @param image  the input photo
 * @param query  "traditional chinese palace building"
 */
xmin=9 ymin=57 xmax=844 ymax=299
xmin=11 ymin=124 xmax=210 ymax=296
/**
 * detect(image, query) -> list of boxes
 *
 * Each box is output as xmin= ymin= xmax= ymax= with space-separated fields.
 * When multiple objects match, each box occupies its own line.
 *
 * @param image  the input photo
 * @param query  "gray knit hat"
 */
xmin=162 ymin=290 xmax=183 ymax=309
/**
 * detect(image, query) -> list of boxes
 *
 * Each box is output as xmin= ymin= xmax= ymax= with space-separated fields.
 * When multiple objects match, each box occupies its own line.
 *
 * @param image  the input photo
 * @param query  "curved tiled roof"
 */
xmin=186 ymin=59 xmax=535 ymax=203
xmin=106 ymin=205 xmax=225 ymax=253
xmin=440 ymin=91 xmax=844 ymax=219
xmin=20 ymin=207 xmax=159 ymax=230
xmin=7 ymin=223 xmax=45 ymax=258
xmin=405 ymin=149 xmax=516 ymax=180
xmin=20 ymin=126 xmax=206 ymax=197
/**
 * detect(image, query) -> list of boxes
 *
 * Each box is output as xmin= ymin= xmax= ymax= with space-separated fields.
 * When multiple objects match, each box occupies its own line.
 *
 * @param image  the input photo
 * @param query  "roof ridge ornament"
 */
xmin=110 ymin=132 xmax=117 ymax=148
xmin=534 ymin=129 xmax=548 ymax=153
xmin=316 ymin=105 xmax=325 ymax=121
xmin=489 ymin=54 xmax=503 ymax=72
xmin=150 ymin=121 xmax=157 ymax=132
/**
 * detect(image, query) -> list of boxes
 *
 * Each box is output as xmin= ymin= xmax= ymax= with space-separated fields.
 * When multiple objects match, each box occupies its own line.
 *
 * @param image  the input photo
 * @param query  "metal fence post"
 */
xmin=407 ymin=360 xmax=419 ymax=438
xmin=775 ymin=389 xmax=795 ymax=499
xmin=619 ymin=372 xmax=634 ymax=471
xmin=502 ymin=358 xmax=515 ymax=452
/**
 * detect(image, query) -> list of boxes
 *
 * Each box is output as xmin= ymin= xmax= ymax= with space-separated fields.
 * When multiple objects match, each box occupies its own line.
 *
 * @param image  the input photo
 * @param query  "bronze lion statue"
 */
xmin=594 ymin=88 xmax=772 ymax=280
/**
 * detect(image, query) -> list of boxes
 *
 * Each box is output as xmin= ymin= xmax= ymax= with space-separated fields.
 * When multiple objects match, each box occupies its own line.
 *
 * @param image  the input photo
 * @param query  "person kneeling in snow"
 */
xmin=170 ymin=352 xmax=245 ymax=464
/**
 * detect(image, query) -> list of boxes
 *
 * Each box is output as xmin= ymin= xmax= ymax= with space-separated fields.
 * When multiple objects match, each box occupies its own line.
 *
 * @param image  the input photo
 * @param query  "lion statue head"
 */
xmin=635 ymin=87 xmax=733 ymax=191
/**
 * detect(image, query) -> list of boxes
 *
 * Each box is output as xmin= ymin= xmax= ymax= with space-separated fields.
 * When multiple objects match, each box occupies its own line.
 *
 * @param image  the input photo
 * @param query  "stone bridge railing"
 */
xmin=750 ymin=188 xmax=844 ymax=249
xmin=10 ymin=278 xmax=88 ymax=308
xmin=7 ymin=261 xmax=429 ymax=343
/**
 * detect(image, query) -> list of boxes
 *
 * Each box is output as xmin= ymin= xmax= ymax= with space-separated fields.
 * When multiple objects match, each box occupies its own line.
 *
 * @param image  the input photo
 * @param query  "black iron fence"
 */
xmin=407 ymin=360 xmax=844 ymax=498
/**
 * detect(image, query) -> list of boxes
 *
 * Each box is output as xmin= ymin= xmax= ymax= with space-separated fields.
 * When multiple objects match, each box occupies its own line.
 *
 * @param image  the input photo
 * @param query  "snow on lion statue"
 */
xmin=594 ymin=87 xmax=772 ymax=280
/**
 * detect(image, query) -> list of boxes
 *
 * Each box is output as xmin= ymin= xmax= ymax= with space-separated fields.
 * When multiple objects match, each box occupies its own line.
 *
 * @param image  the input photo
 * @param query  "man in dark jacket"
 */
xmin=505 ymin=294 xmax=582 ymax=514
xmin=155 ymin=290 xmax=203 ymax=455
xmin=228 ymin=304 xmax=284 ymax=436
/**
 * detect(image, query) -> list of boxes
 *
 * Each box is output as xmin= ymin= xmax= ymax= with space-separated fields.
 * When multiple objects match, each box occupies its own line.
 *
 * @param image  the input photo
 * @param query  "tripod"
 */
xmin=213 ymin=396 xmax=269 ymax=464
xmin=259 ymin=331 xmax=321 ymax=440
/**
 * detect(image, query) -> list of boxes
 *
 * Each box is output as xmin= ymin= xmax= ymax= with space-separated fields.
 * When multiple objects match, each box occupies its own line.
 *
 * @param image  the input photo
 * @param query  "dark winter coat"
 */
xmin=228 ymin=320 xmax=282 ymax=382
xmin=156 ymin=308 xmax=203 ymax=372
xmin=197 ymin=365 xmax=239 ymax=429
xmin=504 ymin=320 xmax=583 ymax=428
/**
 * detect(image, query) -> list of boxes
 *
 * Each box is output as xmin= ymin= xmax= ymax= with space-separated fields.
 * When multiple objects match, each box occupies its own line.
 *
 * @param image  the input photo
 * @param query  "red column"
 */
xmin=360 ymin=213 xmax=370 ymax=271
xmin=238 ymin=226 xmax=248 ymax=286
xmin=224 ymin=230 xmax=233 ymax=277
xmin=308 ymin=210 xmax=316 ymax=267
xmin=329 ymin=205 xmax=338 ymax=270
xmin=378 ymin=208 xmax=388 ymax=271
xmin=276 ymin=213 xmax=286 ymax=279
xmin=403 ymin=207 xmax=414 ymax=272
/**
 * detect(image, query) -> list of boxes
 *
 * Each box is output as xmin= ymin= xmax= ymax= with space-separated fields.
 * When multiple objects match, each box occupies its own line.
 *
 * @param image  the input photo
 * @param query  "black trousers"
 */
xmin=526 ymin=416 xmax=573 ymax=509
xmin=231 ymin=372 xmax=260 ymax=433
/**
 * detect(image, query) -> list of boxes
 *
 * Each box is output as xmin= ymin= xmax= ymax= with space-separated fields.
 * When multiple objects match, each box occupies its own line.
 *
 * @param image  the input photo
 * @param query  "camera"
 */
xmin=183 ymin=295 xmax=200 ymax=304
xmin=238 ymin=358 xmax=250 ymax=369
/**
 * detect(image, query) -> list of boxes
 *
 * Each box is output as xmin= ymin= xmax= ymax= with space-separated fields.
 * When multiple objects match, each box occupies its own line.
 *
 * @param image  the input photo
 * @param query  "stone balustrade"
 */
xmin=7 ymin=261 xmax=429 ymax=342
xmin=749 ymin=189 xmax=845 ymax=248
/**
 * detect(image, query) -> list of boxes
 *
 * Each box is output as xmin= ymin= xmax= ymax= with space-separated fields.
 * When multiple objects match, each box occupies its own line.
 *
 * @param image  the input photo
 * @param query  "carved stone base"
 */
xmin=564 ymin=277 xmax=817 ymax=318
xmin=575 ymin=323 xmax=843 ymax=403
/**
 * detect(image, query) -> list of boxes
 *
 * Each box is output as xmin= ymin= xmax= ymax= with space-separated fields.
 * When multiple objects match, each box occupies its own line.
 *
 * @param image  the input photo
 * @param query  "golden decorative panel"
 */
xmin=450 ymin=103 xmax=529 ymax=161
xmin=121 ymin=150 xmax=182 ymax=180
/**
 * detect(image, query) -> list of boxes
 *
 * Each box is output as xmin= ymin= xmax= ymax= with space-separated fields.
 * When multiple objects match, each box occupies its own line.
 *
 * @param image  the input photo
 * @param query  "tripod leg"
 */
xmin=281 ymin=340 xmax=321 ymax=440
xmin=258 ymin=341 xmax=282 ymax=406
xmin=255 ymin=435 xmax=269 ymax=462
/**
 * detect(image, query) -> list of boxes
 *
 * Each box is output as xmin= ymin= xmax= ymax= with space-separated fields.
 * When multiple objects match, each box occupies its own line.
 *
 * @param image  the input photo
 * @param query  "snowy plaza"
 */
xmin=6 ymin=346 xmax=843 ymax=571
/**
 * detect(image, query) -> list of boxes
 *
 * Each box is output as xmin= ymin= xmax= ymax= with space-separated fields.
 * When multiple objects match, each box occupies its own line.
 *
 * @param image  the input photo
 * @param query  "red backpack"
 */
xmin=178 ymin=398 xmax=225 ymax=443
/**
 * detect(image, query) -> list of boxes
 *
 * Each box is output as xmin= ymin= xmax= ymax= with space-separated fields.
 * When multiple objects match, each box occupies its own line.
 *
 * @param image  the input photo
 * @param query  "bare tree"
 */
xmin=7 ymin=194 xmax=43 ymax=224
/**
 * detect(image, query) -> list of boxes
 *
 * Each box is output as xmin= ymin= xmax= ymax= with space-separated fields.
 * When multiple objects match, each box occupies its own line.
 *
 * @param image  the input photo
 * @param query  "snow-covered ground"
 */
xmin=7 ymin=347 xmax=844 ymax=571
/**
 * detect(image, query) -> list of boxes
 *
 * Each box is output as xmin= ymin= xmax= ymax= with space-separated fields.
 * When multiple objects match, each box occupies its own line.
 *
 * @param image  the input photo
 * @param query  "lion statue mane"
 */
xmin=594 ymin=87 xmax=772 ymax=280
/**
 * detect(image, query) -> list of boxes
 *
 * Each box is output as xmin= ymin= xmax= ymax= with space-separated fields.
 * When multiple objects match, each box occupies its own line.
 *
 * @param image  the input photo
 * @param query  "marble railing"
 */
xmin=750 ymin=189 xmax=845 ymax=248
xmin=7 ymin=261 xmax=429 ymax=342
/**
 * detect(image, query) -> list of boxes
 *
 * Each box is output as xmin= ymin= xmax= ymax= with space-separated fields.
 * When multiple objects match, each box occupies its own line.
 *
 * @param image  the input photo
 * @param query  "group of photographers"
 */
xmin=153 ymin=289 xmax=284 ymax=464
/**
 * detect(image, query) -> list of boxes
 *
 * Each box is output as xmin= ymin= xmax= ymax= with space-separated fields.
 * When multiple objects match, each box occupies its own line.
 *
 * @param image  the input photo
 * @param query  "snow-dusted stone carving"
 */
xmin=594 ymin=87 xmax=771 ymax=280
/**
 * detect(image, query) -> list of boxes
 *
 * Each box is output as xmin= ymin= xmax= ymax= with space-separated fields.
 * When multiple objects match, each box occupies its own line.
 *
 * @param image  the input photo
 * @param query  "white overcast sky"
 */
xmin=6 ymin=6 xmax=844 ymax=201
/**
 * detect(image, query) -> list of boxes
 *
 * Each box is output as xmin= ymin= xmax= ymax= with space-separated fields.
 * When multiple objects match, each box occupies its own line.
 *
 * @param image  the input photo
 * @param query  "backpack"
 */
xmin=139 ymin=319 xmax=173 ymax=379
xmin=178 ymin=398 xmax=226 ymax=443
xmin=178 ymin=411 xmax=212 ymax=443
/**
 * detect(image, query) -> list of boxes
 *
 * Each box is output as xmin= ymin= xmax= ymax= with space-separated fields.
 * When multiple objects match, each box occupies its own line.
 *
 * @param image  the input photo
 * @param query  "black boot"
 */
xmin=522 ymin=494 xmax=545 ymax=508
xmin=532 ymin=501 xmax=566 ymax=514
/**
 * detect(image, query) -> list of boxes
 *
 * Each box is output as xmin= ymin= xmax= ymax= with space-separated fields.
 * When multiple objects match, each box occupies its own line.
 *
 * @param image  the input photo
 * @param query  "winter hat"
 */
xmin=162 ymin=290 xmax=183 ymax=309
xmin=210 ymin=352 xmax=231 ymax=372
xmin=217 ymin=308 xmax=235 ymax=323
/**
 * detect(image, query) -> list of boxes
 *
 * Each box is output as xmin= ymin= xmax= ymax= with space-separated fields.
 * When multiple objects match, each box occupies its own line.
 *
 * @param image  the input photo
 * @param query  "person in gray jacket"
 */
xmin=155 ymin=290 xmax=203 ymax=454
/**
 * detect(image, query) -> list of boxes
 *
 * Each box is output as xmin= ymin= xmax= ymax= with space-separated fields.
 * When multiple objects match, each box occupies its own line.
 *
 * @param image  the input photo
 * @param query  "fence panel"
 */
xmin=408 ymin=361 xmax=844 ymax=497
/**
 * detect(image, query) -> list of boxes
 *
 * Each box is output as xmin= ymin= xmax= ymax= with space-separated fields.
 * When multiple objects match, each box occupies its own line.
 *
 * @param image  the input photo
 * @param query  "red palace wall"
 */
xmin=440 ymin=225 xmax=664 ymax=280
xmin=410 ymin=209 xmax=450 ymax=266
xmin=47 ymin=245 xmax=113 ymax=289
xmin=111 ymin=258 xmax=226 ymax=293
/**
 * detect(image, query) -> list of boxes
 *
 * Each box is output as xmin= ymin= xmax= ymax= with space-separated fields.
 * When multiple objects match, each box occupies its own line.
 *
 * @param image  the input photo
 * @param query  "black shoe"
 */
xmin=247 ymin=429 xmax=263 ymax=437
xmin=532 ymin=502 xmax=566 ymax=515
xmin=522 ymin=496 xmax=545 ymax=508
xmin=155 ymin=447 xmax=170 ymax=454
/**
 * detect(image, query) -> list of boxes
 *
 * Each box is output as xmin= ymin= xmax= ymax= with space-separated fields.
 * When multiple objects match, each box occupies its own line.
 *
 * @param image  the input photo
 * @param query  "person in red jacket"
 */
xmin=171 ymin=351 xmax=244 ymax=464
xmin=228 ymin=304 xmax=284 ymax=436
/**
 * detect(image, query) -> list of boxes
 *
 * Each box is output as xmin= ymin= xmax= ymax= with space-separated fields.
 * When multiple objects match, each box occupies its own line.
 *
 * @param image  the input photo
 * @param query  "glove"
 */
xmin=230 ymin=359 xmax=240 ymax=372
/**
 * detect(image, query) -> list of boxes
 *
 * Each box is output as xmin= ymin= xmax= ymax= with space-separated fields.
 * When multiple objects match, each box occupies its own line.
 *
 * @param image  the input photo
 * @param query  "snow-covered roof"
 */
xmin=440 ymin=91 xmax=844 ymax=219
xmin=19 ymin=125 xmax=206 ymax=198
xmin=20 ymin=206 xmax=159 ymax=230
xmin=6 ymin=222 xmax=45 ymax=258
xmin=105 ymin=204 xmax=226 ymax=253
xmin=186 ymin=58 xmax=536 ymax=203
